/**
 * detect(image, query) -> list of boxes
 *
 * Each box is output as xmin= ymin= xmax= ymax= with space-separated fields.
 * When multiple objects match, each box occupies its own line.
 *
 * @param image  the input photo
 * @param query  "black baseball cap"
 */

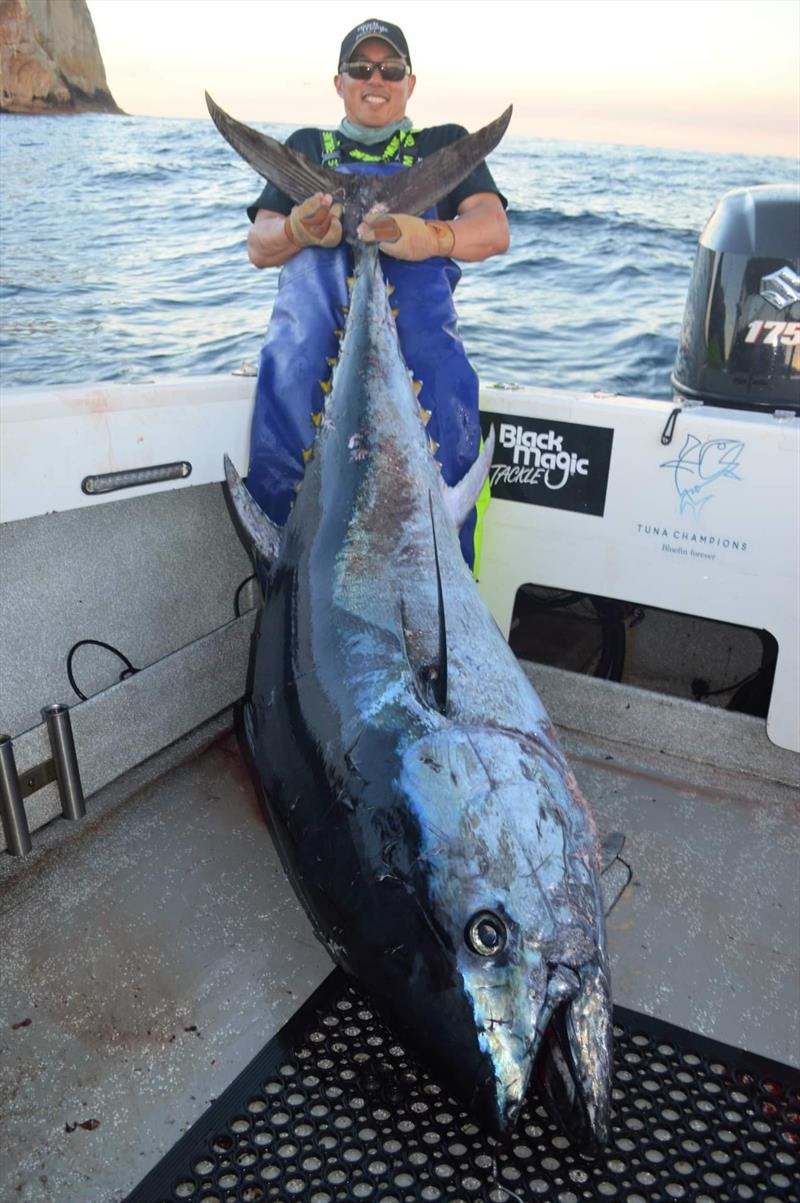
xmin=338 ymin=19 xmax=412 ymax=71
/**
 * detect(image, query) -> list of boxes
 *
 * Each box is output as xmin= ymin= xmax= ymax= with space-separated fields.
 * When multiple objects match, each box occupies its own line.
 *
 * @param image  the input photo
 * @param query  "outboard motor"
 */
xmin=672 ymin=185 xmax=800 ymax=413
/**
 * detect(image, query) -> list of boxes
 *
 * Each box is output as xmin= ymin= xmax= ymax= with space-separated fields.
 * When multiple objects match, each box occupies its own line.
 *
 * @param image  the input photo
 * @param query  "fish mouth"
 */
xmin=533 ymin=964 xmax=613 ymax=1150
xmin=470 ymin=962 xmax=613 ymax=1146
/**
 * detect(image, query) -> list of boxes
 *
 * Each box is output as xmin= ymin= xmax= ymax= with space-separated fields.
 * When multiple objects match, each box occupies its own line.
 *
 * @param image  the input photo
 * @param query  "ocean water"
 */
xmin=0 ymin=113 xmax=793 ymax=397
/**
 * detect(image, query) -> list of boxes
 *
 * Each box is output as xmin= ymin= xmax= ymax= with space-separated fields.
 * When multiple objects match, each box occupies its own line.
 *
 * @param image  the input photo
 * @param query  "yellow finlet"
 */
xmin=320 ymin=379 xmax=332 ymax=395
xmin=428 ymin=437 xmax=440 ymax=455
xmin=311 ymin=411 xmax=323 ymax=428
xmin=418 ymin=405 xmax=432 ymax=426
xmin=302 ymin=447 xmax=314 ymax=464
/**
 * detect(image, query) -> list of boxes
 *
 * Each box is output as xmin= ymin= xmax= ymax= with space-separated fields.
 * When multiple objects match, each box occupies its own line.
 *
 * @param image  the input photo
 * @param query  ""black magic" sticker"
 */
xmin=480 ymin=411 xmax=614 ymax=517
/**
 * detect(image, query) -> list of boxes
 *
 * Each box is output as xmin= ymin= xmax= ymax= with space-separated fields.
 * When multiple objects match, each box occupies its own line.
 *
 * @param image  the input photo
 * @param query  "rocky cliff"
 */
xmin=0 ymin=0 xmax=121 ymax=113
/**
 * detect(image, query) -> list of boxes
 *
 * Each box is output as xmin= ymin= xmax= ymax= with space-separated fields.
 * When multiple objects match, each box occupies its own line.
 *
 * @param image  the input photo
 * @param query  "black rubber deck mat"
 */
xmin=128 ymin=970 xmax=799 ymax=1203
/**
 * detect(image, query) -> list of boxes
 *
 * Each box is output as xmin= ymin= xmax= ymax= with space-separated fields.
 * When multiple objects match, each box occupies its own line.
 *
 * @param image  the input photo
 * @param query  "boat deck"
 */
xmin=1 ymin=684 xmax=798 ymax=1203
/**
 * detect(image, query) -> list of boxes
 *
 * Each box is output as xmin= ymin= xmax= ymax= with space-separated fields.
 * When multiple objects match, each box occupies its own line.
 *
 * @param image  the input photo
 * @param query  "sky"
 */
xmin=88 ymin=0 xmax=800 ymax=158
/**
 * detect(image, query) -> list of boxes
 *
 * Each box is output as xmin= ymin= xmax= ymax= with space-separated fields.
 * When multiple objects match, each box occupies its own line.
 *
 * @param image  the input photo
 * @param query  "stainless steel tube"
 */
xmin=0 ymin=735 xmax=32 ymax=856
xmin=42 ymin=704 xmax=86 ymax=820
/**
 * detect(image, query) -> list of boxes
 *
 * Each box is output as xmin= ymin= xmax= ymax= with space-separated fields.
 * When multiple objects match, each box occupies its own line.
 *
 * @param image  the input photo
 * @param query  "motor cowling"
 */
xmin=672 ymin=185 xmax=800 ymax=413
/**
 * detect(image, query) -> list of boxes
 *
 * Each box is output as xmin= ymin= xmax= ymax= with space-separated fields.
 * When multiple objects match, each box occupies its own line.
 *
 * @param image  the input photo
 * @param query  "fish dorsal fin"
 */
xmin=206 ymin=92 xmax=354 ymax=207
xmin=441 ymin=426 xmax=495 ymax=530
xmin=367 ymin=107 xmax=512 ymax=219
xmin=223 ymin=454 xmax=282 ymax=572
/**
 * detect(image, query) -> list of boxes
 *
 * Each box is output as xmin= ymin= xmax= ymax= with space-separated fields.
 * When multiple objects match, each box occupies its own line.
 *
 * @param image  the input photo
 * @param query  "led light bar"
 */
xmin=81 ymin=461 xmax=192 ymax=495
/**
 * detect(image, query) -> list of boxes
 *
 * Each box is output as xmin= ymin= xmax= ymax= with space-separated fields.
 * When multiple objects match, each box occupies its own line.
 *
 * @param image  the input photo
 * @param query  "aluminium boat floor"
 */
xmin=1 ymin=703 xmax=798 ymax=1203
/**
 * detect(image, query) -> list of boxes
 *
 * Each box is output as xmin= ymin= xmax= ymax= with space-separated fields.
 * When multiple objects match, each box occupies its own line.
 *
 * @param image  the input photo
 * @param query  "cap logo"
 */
xmin=357 ymin=20 xmax=390 ymax=37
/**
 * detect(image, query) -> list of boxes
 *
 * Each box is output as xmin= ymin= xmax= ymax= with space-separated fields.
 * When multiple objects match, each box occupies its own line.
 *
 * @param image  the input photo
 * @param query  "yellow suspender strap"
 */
xmin=322 ymin=129 xmax=421 ymax=166
xmin=472 ymin=441 xmax=492 ymax=581
xmin=321 ymin=130 xmax=340 ymax=165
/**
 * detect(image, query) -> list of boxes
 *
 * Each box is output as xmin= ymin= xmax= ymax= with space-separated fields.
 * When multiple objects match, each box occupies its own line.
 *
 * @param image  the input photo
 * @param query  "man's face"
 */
xmin=334 ymin=38 xmax=416 ymax=128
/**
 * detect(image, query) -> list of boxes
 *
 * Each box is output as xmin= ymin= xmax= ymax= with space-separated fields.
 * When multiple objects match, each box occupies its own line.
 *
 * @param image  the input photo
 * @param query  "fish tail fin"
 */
xmin=206 ymin=93 xmax=358 ymax=208
xmin=367 ymin=108 xmax=512 ymax=219
xmin=206 ymin=93 xmax=511 ymax=238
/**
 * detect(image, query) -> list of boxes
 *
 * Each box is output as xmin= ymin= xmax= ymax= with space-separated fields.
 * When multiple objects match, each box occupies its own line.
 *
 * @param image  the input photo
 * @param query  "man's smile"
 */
xmin=335 ymin=36 xmax=416 ymax=127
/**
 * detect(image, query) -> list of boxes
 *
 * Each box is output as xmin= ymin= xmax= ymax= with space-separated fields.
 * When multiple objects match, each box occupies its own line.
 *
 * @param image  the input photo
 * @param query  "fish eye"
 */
xmin=465 ymin=911 xmax=507 ymax=957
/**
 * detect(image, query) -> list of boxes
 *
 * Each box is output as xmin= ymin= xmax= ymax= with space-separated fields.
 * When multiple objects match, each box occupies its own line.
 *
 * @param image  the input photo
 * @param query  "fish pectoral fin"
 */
xmin=223 ymin=454 xmax=282 ymax=573
xmin=440 ymin=426 xmax=495 ymax=530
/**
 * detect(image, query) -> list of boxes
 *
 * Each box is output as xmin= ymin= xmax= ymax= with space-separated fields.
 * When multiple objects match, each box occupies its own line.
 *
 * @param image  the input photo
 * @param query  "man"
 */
xmin=246 ymin=18 xmax=509 ymax=571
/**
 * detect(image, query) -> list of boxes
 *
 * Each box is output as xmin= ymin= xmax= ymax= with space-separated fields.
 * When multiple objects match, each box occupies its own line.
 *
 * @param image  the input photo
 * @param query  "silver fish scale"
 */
xmin=314 ymin=246 xmax=559 ymax=743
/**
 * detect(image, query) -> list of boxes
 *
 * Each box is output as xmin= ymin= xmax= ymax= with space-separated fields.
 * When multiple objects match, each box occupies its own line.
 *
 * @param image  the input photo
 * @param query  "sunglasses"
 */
xmin=342 ymin=59 xmax=409 ymax=82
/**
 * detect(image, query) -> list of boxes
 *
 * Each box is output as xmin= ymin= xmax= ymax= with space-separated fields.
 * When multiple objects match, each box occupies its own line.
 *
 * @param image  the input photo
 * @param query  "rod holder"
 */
xmin=42 ymin=704 xmax=86 ymax=821
xmin=0 ymin=735 xmax=32 ymax=856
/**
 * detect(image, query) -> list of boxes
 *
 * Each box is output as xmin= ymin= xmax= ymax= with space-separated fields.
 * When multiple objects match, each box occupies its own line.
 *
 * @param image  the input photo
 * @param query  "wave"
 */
xmin=510 ymin=206 xmax=698 ymax=243
xmin=0 ymin=121 xmax=781 ymax=394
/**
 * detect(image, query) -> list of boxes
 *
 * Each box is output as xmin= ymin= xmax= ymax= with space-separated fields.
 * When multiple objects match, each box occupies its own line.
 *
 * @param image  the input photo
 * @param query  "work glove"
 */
xmin=357 ymin=212 xmax=456 ymax=260
xmin=285 ymin=193 xmax=343 ymax=248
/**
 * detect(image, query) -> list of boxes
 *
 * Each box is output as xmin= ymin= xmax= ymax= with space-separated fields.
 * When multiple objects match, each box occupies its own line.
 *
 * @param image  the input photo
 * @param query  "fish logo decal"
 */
xmin=661 ymin=434 xmax=743 ymax=515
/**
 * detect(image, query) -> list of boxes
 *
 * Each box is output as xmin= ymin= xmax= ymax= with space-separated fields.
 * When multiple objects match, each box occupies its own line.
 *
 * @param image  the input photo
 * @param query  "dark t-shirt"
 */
xmin=246 ymin=124 xmax=507 ymax=223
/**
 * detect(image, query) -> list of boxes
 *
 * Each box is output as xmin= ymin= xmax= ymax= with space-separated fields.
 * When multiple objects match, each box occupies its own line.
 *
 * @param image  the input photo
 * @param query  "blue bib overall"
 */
xmin=248 ymin=160 xmax=484 ymax=569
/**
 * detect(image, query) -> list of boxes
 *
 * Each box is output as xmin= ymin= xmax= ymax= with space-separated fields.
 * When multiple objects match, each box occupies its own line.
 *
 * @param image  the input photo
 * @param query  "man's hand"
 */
xmin=357 ymin=212 xmax=455 ymax=260
xmin=285 ymin=193 xmax=343 ymax=248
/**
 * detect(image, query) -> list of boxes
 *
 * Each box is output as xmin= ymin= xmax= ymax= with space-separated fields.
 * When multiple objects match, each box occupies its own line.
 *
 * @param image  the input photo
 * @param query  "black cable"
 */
xmin=66 ymin=639 xmax=139 ymax=702
xmin=590 ymin=596 xmax=627 ymax=682
xmin=513 ymin=588 xmax=634 ymax=682
xmin=690 ymin=630 xmax=777 ymax=718
xmin=517 ymin=587 xmax=588 ymax=611
xmin=234 ymin=574 xmax=257 ymax=618
xmin=692 ymin=670 xmax=760 ymax=701
xmin=602 ymin=854 xmax=633 ymax=917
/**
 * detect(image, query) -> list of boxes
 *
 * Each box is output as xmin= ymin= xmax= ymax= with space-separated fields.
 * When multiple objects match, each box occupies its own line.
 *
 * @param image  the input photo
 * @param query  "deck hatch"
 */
xmin=127 ymin=970 xmax=799 ymax=1203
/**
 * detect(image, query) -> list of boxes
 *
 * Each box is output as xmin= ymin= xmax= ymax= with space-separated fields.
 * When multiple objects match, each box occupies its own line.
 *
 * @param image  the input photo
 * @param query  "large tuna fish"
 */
xmin=208 ymin=95 xmax=613 ymax=1146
